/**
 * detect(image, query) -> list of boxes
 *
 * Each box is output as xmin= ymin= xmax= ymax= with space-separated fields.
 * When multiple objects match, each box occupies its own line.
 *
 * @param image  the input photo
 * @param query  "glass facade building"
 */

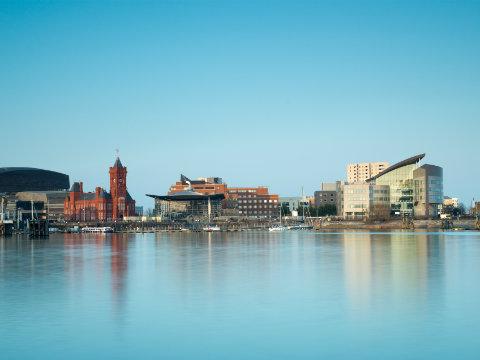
xmin=367 ymin=154 xmax=443 ymax=219
xmin=374 ymin=163 xmax=418 ymax=216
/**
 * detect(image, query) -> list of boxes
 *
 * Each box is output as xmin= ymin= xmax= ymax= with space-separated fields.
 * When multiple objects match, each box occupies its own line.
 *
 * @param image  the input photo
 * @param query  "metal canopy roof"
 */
xmin=367 ymin=153 xmax=425 ymax=182
xmin=146 ymin=192 xmax=225 ymax=201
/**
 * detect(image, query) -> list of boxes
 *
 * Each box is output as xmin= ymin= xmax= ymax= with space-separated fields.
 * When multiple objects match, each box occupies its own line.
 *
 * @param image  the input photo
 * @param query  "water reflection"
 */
xmin=0 ymin=231 xmax=471 ymax=360
xmin=342 ymin=231 xmax=445 ymax=317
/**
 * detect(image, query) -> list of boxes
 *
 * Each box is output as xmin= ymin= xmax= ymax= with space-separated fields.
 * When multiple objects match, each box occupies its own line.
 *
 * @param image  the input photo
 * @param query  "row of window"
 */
xmin=238 ymin=205 xmax=278 ymax=209
xmin=237 ymin=199 xmax=277 ymax=204
xmin=228 ymin=189 xmax=258 ymax=194
xmin=238 ymin=210 xmax=275 ymax=214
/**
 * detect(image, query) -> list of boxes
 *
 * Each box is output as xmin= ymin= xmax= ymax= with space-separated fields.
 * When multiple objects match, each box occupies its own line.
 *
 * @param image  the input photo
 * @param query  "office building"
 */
xmin=367 ymin=154 xmax=443 ymax=219
xmin=227 ymin=187 xmax=279 ymax=218
xmin=413 ymin=165 xmax=443 ymax=218
xmin=342 ymin=183 xmax=390 ymax=220
xmin=314 ymin=190 xmax=337 ymax=207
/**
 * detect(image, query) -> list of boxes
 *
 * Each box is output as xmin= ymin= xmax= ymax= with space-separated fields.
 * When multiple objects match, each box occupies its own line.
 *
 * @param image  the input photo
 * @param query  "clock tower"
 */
xmin=109 ymin=157 xmax=127 ymax=219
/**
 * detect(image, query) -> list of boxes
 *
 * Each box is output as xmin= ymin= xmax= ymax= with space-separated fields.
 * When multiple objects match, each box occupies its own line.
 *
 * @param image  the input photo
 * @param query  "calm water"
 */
xmin=1 ymin=231 xmax=480 ymax=359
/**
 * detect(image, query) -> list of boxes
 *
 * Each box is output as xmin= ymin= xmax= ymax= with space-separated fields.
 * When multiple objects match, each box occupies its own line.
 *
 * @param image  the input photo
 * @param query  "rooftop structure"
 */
xmin=367 ymin=154 xmax=425 ymax=182
xmin=169 ymin=174 xmax=227 ymax=196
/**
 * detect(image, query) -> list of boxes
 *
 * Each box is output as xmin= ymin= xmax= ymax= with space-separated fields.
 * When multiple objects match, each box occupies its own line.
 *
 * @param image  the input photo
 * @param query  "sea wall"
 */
xmin=314 ymin=219 xmax=479 ymax=231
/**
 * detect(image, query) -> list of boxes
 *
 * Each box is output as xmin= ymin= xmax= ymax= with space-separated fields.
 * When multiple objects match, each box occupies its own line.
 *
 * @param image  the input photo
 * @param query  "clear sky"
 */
xmin=1 ymin=0 xmax=479 ymax=208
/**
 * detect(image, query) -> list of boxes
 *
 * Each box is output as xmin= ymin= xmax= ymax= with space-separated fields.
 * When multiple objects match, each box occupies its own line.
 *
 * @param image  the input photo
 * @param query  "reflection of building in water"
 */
xmin=110 ymin=234 xmax=128 ymax=304
xmin=343 ymin=232 xmax=373 ymax=309
xmin=389 ymin=232 xmax=445 ymax=310
xmin=342 ymin=232 xmax=445 ymax=313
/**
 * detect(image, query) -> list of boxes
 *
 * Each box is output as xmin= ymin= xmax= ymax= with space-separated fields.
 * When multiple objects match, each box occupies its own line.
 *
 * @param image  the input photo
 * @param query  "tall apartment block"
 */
xmin=347 ymin=162 xmax=389 ymax=183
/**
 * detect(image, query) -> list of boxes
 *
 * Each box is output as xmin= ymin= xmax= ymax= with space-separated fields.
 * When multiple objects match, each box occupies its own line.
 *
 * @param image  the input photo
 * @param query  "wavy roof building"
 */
xmin=0 ymin=167 xmax=70 ymax=194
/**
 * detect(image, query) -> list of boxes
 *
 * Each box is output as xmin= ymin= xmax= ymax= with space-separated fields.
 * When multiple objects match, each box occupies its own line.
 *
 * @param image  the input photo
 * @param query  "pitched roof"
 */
xmin=70 ymin=182 xmax=81 ymax=192
xmin=113 ymin=157 xmax=124 ymax=168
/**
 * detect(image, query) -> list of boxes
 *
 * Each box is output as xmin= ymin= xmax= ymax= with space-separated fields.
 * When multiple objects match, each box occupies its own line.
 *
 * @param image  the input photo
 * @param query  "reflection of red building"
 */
xmin=64 ymin=158 xmax=136 ymax=221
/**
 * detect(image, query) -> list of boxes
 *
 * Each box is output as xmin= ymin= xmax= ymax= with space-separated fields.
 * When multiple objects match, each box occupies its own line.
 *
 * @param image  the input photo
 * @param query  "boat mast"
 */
xmin=279 ymin=202 xmax=282 ymax=225
xmin=0 ymin=197 xmax=4 ymax=222
xmin=207 ymin=196 xmax=211 ymax=223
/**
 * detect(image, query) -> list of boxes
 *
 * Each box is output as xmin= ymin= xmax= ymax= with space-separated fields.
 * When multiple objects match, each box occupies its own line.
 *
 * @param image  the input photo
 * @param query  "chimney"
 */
xmin=79 ymin=182 xmax=83 ymax=193
xmin=96 ymin=187 xmax=101 ymax=198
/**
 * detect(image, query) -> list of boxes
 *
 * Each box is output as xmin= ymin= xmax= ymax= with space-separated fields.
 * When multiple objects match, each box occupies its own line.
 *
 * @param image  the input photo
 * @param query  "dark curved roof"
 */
xmin=0 ymin=167 xmax=70 ymax=193
xmin=367 ymin=153 xmax=425 ymax=182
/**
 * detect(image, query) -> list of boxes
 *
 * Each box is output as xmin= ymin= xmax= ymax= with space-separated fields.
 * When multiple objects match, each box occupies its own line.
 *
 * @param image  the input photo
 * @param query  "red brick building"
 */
xmin=64 ymin=158 xmax=136 ymax=221
xmin=169 ymin=175 xmax=227 ymax=195
xmin=226 ymin=187 xmax=279 ymax=218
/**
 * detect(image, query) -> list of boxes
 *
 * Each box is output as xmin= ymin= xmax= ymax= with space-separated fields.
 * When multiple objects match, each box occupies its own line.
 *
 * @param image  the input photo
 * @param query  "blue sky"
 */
xmin=1 ymin=0 xmax=479 ymax=207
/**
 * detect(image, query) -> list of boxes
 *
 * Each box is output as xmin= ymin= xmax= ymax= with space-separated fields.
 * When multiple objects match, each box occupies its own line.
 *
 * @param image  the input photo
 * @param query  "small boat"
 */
xmin=82 ymin=226 xmax=114 ymax=233
xmin=288 ymin=224 xmax=314 ymax=230
xmin=203 ymin=225 xmax=221 ymax=232
xmin=268 ymin=225 xmax=289 ymax=232
xmin=269 ymin=204 xmax=289 ymax=231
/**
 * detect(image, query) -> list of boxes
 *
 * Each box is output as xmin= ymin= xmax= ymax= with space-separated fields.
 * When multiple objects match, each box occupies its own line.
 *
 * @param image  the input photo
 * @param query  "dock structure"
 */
xmin=0 ymin=196 xmax=14 ymax=236
xmin=28 ymin=219 xmax=49 ymax=237
xmin=0 ymin=221 xmax=14 ymax=236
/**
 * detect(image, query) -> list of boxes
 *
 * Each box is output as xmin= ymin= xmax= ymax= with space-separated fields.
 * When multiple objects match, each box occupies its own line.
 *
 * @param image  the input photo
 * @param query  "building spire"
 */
xmin=113 ymin=149 xmax=123 ymax=168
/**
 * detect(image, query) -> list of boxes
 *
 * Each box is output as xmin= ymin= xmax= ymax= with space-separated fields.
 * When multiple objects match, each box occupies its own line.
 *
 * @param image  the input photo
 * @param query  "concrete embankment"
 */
xmin=314 ymin=219 xmax=479 ymax=231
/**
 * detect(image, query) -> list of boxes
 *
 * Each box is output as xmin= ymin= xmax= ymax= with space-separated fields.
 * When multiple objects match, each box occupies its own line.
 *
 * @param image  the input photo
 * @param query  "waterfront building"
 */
xmin=314 ymin=190 xmax=337 ymax=207
xmin=165 ymin=174 xmax=279 ymax=218
xmin=226 ymin=187 xmax=279 ymax=218
xmin=366 ymin=154 xmax=443 ymax=219
xmin=147 ymin=188 xmax=224 ymax=220
xmin=15 ymin=191 xmax=67 ymax=221
xmin=0 ymin=167 xmax=69 ymax=194
xmin=314 ymin=183 xmax=338 ymax=208
xmin=342 ymin=183 xmax=390 ymax=220
xmin=64 ymin=157 xmax=136 ymax=221
xmin=413 ymin=165 xmax=443 ymax=218
xmin=347 ymin=162 xmax=389 ymax=183
xmin=0 ymin=167 xmax=70 ymax=222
